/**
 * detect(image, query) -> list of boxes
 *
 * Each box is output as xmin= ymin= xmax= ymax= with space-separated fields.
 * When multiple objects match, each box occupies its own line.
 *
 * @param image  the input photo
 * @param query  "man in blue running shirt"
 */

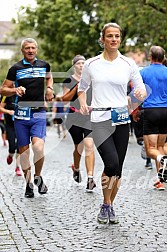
xmin=141 ymin=46 xmax=167 ymax=190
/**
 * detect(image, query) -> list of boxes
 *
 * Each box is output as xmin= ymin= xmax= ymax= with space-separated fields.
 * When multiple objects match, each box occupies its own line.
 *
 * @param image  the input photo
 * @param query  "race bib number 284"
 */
xmin=14 ymin=107 xmax=31 ymax=120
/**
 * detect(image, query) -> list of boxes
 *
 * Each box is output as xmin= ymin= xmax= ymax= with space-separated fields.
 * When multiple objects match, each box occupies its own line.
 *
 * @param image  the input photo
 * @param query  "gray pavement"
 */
xmin=0 ymin=125 xmax=167 ymax=252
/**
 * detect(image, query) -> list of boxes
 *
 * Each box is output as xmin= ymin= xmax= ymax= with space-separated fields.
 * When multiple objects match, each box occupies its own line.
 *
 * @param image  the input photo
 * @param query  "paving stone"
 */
xmin=0 ymin=128 xmax=167 ymax=251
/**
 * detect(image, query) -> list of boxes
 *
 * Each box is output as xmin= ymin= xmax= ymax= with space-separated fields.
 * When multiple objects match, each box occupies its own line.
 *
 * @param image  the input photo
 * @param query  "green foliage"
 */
xmin=0 ymin=59 xmax=12 ymax=85
xmin=8 ymin=0 xmax=167 ymax=71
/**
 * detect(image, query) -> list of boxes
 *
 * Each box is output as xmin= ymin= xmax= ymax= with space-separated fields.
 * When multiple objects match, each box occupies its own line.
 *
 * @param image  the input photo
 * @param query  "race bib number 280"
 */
xmin=111 ymin=106 xmax=131 ymax=126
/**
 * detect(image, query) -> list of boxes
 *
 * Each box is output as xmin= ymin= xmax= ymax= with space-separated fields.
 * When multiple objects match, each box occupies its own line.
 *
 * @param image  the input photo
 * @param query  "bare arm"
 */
xmin=133 ymin=88 xmax=147 ymax=101
xmin=0 ymin=102 xmax=14 ymax=115
xmin=78 ymin=91 xmax=89 ymax=115
xmin=61 ymin=85 xmax=78 ymax=102
xmin=1 ymin=79 xmax=26 ymax=97
xmin=45 ymin=72 xmax=54 ymax=101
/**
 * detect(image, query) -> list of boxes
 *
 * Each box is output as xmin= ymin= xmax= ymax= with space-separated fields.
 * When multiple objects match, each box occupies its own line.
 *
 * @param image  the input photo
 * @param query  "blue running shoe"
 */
xmin=97 ymin=204 xmax=110 ymax=224
xmin=109 ymin=205 xmax=119 ymax=224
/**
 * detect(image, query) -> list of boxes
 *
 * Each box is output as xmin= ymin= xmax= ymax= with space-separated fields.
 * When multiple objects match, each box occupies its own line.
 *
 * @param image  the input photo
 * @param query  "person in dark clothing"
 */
xmin=0 ymin=95 xmax=21 ymax=176
xmin=62 ymin=55 xmax=96 ymax=192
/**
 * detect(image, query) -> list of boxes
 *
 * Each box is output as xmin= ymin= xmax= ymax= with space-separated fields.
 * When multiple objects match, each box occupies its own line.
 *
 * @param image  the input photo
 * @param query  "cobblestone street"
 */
xmin=0 ymin=125 xmax=167 ymax=252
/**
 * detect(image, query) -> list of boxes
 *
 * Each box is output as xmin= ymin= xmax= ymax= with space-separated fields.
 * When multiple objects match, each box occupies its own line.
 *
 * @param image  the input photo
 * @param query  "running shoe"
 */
xmin=97 ymin=204 xmax=110 ymax=224
xmin=109 ymin=205 xmax=119 ymax=224
xmin=34 ymin=175 xmax=48 ymax=194
xmin=158 ymin=168 xmax=167 ymax=182
xmin=7 ymin=155 xmax=13 ymax=165
xmin=145 ymin=162 xmax=153 ymax=170
xmin=86 ymin=178 xmax=96 ymax=192
xmin=71 ymin=164 xmax=82 ymax=183
xmin=15 ymin=167 xmax=22 ymax=176
xmin=141 ymin=146 xmax=147 ymax=160
xmin=158 ymin=156 xmax=167 ymax=181
xmin=160 ymin=155 xmax=167 ymax=167
xmin=25 ymin=183 xmax=34 ymax=198
xmin=153 ymin=179 xmax=165 ymax=190
xmin=137 ymin=139 xmax=143 ymax=146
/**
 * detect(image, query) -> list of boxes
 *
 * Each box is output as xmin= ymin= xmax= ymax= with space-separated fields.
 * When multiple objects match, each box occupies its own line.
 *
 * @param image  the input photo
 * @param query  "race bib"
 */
xmin=14 ymin=107 xmax=31 ymax=120
xmin=111 ymin=106 xmax=131 ymax=126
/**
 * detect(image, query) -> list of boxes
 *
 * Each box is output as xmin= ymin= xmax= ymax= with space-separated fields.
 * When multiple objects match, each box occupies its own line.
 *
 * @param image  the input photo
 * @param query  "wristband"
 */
xmin=47 ymin=86 xmax=54 ymax=90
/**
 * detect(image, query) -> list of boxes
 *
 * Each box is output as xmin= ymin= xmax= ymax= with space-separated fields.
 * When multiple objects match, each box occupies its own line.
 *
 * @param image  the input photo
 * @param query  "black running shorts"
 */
xmin=143 ymin=107 xmax=167 ymax=135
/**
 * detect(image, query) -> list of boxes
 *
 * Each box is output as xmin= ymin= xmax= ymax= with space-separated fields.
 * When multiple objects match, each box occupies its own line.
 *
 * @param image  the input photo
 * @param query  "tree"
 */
xmin=11 ymin=0 xmax=167 ymax=70
xmin=0 ymin=59 xmax=12 ymax=84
